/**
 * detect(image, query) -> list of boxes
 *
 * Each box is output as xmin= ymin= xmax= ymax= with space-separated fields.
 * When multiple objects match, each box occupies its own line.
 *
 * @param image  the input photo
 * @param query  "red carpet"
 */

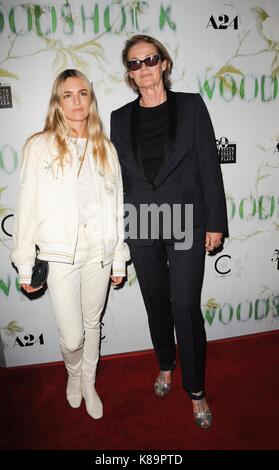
xmin=0 ymin=331 xmax=278 ymax=450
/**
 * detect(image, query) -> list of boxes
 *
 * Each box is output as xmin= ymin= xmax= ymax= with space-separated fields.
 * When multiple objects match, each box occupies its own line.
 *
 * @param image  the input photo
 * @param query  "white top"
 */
xmin=73 ymin=138 xmax=98 ymax=228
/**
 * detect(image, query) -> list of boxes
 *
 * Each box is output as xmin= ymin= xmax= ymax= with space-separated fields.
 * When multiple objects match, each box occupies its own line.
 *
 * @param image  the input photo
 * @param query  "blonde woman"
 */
xmin=11 ymin=69 xmax=130 ymax=420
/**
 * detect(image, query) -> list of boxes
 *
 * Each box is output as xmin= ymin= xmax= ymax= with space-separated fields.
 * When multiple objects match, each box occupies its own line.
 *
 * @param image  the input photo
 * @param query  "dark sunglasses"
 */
xmin=127 ymin=54 xmax=161 ymax=71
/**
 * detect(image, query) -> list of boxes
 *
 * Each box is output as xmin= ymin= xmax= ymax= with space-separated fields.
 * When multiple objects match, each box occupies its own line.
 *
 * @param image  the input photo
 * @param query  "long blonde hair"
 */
xmin=27 ymin=69 xmax=110 ymax=173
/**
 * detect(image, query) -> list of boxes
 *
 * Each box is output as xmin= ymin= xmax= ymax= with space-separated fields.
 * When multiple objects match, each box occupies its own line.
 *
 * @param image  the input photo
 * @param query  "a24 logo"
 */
xmin=14 ymin=333 xmax=44 ymax=347
xmin=206 ymin=15 xmax=239 ymax=30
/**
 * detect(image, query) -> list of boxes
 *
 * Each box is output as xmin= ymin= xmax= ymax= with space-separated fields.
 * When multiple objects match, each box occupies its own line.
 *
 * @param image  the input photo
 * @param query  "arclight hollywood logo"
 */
xmin=216 ymin=136 xmax=236 ymax=164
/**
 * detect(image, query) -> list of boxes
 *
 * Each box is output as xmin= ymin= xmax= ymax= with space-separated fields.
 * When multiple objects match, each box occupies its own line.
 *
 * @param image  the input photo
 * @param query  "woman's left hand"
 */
xmin=111 ymin=275 xmax=124 ymax=286
xmin=205 ymin=232 xmax=223 ymax=252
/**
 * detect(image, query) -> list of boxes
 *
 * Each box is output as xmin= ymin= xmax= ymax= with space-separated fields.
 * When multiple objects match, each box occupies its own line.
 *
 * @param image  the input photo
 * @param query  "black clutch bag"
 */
xmin=31 ymin=255 xmax=49 ymax=288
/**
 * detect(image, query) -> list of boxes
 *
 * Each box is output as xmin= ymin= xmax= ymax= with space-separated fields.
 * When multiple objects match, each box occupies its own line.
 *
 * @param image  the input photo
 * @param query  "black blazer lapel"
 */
xmin=130 ymin=92 xmax=178 ymax=183
xmin=154 ymin=90 xmax=178 ymax=186
xmin=122 ymin=91 xmax=183 ymax=186
xmin=131 ymin=97 xmax=146 ymax=180
xmin=114 ymin=98 xmax=146 ymax=181
xmin=165 ymin=89 xmax=177 ymax=161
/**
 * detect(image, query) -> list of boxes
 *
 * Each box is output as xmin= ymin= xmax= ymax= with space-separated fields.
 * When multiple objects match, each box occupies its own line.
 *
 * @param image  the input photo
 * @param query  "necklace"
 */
xmin=76 ymin=138 xmax=89 ymax=177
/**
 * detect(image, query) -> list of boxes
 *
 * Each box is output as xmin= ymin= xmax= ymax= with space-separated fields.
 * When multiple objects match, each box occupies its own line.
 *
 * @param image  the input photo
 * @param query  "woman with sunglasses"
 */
xmin=12 ymin=69 xmax=130 ymax=420
xmin=110 ymin=35 xmax=228 ymax=429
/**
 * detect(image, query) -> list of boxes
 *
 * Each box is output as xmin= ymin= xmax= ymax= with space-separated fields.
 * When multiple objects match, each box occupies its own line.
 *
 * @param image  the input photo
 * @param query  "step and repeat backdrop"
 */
xmin=0 ymin=0 xmax=278 ymax=366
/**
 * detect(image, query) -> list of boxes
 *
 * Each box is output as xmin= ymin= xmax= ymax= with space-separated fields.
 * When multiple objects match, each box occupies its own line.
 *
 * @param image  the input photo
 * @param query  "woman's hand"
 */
xmin=20 ymin=283 xmax=44 ymax=293
xmin=110 ymin=276 xmax=123 ymax=286
xmin=205 ymin=232 xmax=223 ymax=252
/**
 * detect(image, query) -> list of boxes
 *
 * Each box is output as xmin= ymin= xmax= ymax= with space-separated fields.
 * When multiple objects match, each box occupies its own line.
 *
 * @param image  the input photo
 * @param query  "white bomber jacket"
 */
xmin=11 ymin=133 xmax=130 ymax=284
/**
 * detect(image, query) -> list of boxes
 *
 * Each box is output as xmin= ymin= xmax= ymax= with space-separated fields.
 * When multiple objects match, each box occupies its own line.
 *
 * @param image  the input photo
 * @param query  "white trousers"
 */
xmin=47 ymin=224 xmax=111 ymax=385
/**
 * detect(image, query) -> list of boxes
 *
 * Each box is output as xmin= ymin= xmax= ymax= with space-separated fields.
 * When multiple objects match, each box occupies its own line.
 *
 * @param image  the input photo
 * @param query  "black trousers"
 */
xmin=129 ymin=238 xmax=207 ymax=397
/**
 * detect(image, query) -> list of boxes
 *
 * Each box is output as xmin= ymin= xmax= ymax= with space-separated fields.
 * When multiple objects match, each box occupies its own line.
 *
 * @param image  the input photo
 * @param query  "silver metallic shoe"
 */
xmin=193 ymin=401 xmax=212 ymax=429
xmin=154 ymin=371 xmax=172 ymax=397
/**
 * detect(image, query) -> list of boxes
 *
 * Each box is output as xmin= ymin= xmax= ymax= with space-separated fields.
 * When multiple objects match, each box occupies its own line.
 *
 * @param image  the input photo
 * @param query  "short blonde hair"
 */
xmin=122 ymin=34 xmax=173 ymax=94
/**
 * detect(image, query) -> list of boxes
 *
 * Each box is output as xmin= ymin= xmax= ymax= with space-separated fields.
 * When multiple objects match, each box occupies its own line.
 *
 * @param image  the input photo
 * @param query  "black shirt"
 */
xmin=137 ymin=100 xmax=168 ymax=183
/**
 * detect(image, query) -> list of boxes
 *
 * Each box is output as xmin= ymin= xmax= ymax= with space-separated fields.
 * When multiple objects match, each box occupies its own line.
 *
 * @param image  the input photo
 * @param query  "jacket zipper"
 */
xmin=88 ymin=152 xmax=105 ymax=269
xmin=73 ymin=142 xmax=79 ymax=259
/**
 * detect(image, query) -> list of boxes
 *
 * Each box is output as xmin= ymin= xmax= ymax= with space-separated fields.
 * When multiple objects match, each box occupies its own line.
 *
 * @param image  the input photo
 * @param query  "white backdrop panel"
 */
xmin=0 ymin=0 xmax=278 ymax=366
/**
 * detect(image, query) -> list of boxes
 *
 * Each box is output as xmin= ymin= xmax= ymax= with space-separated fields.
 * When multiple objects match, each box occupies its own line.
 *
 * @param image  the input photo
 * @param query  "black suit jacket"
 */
xmin=110 ymin=90 xmax=228 ymax=246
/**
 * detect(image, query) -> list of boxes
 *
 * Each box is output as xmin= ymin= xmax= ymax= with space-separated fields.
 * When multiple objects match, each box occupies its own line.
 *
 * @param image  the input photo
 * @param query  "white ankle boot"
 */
xmin=66 ymin=376 xmax=82 ymax=408
xmin=81 ymin=328 xmax=103 ymax=419
xmin=82 ymin=382 xmax=103 ymax=419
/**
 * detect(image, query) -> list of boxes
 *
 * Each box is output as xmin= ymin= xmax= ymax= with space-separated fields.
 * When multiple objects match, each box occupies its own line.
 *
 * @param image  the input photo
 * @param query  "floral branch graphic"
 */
xmin=1 ymin=320 xmax=24 ymax=336
xmin=203 ymin=298 xmax=221 ymax=326
xmin=255 ymin=159 xmax=279 ymax=195
xmin=0 ymin=0 xmax=186 ymax=94
xmin=0 ymin=321 xmax=24 ymax=349
xmin=226 ymin=230 xmax=264 ymax=244
xmin=0 ymin=34 xmax=20 ymax=81
xmin=0 ymin=0 xmax=149 ymax=89
xmin=208 ymin=7 xmax=279 ymax=95
xmin=0 ymin=186 xmax=8 ymax=217
xmin=127 ymin=263 xmax=137 ymax=286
